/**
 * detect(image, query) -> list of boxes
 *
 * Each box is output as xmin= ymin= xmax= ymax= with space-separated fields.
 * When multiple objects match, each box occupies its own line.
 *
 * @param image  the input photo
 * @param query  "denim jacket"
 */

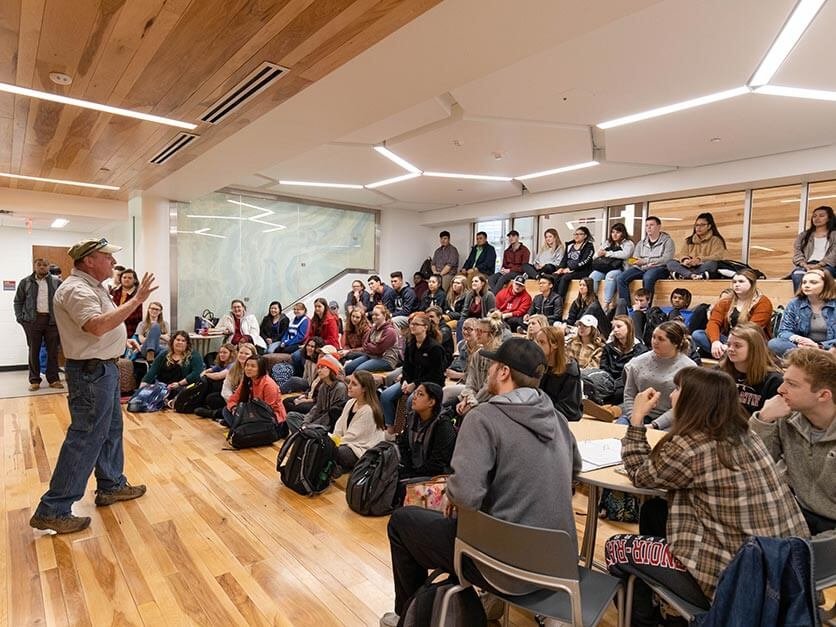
xmin=777 ymin=297 xmax=836 ymax=349
xmin=13 ymin=273 xmax=61 ymax=324
xmin=694 ymin=536 xmax=819 ymax=627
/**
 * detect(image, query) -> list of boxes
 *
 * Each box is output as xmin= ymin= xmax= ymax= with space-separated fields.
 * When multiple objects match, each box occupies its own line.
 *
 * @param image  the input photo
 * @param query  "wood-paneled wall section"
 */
xmin=647 ymin=191 xmax=746 ymax=263
xmin=0 ymin=0 xmax=442 ymax=200
xmin=749 ymin=185 xmax=803 ymax=279
xmin=807 ymin=179 xmax=836 ymax=221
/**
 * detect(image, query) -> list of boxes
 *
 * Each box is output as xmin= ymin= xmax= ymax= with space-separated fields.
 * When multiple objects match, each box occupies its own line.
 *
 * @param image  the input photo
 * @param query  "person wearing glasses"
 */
xmin=379 ymin=312 xmax=445 ymax=436
xmin=30 ymin=238 xmax=157 ymax=534
xmin=666 ymin=213 xmax=727 ymax=280
xmin=344 ymin=279 xmax=372 ymax=315
xmin=548 ymin=226 xmax=596 ymax=318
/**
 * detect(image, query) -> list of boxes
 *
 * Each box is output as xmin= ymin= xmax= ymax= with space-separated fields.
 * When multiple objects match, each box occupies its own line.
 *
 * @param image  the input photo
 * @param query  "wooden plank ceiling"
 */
xmin=0 ymin=0 xmax=441 ymax=200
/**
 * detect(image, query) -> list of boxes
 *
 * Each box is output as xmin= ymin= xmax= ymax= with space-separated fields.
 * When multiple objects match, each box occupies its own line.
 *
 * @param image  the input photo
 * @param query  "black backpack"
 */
xmin=581 ymin=368 xmax=616 ymax=405
xmin=770 ymin=305 xmax=785 ymax=339
xmin=276 ymin=424 xmax=336 ymax=495
xmin=418 ymin=257 xmax=432 ymax=279
xmin=227 ymin=398 xmax=280 ymax=449
xmin=398 ymin=569 xmax=486 ymax=627
xmin=173 ymin=378 xmax=209 ymax=413
xmin=345 ymin=441 xmax=401 ymax=516
xmin=641 ymin=306 xmax=668 ymax=346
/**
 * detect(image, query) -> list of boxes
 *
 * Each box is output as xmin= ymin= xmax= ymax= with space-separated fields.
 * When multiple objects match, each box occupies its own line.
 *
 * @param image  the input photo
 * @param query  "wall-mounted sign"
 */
xmin=3 ymin=280 xmax=16 ymax=291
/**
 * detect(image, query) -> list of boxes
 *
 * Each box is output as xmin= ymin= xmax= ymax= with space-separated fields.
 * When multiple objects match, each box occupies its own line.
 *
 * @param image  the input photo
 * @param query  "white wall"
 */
xmin=0 ymin=227 xmax=91 ymax=367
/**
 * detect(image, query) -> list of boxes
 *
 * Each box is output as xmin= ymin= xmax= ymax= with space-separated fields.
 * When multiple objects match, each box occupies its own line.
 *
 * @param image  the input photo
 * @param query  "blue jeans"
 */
xmin=589 ymin=269 xmax=623 ymax=306
xmin=767 ymin=337 xmax=796 ymax=357
xmin=666 ymin=259 xmax=718 ymax=278
xmin=290 ymin=348 xmax=305 ymax=376
xmin=35 ymin=360 xmax=126 ymax=518
xmin=139 ymin=323 xmax=163 ymax=359
xmin=792 ymin=264 xmax=836 ymax=291
xmin=693 ymin=330 xmax=727 ymax=355
xmin=344 ymin=355 xmax=393 ymax=375
xmin=380 ymin=382 xmax=414 ymax=427
xmin=616 ymin=265 xmax=669 ymax=302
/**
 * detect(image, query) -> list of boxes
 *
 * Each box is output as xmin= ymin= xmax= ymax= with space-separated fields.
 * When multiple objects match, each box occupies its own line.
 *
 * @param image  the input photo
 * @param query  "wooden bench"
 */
xmin=525 ymin=278 xmax=795 ymax=318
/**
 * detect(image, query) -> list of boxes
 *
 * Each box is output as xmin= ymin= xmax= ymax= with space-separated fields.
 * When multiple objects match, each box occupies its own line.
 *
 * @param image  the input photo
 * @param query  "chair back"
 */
xmin=812 ymin=532 xmax=836 ymax=590
xmin=456 ymin=508 xmax=579 ymax=580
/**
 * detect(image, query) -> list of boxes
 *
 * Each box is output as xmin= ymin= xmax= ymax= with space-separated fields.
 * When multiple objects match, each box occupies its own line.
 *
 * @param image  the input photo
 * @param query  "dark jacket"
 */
xmin=397 ymin=413 xmax=457 ymax=479
xmin=461 ymin=290 xmax=496 ymax=319
xmin=565 ymin=299 xmax=611 ymax=337
xmin=559 ymin=241 xmax=595 ymax=272
xmin=539 ymin=359 xmax=583 ymax=421
xmin=462 ymin=243 xmax=497 ymax=274
xmin=393 ymin=284 xmax=418 ymax=317
xmin=345 ymin=289 xmax=372 ymax=314
xmin=420 ymin=290 xmax=447 ymax=312
xmin=500 ymin=243 xmax=531 ymax=272
xmin=372 ymin=284 xmax=397 ymax=314
xmin=600 ymin=340 xmax=649 ymax=382
xmin=402 ymin=336 xmax=445 ymax=387
xmin=260 ymin=314 xmax=289 ymax=344
xmin=13 ymin=272 xmax=61 ymax=324
xmin=529 ymin=291 xmax=562 ymax=324
xmin=439 ymin=324 xmax=454 ymax=369
xmin=693 ymin=536 xmax=818 ymax=627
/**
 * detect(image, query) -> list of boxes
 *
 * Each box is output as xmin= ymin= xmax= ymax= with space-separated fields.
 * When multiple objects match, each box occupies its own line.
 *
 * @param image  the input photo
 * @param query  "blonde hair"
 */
xmin=227 ymin=342 xmax=256 ymax=391
xmin=718 ymin=322 xmax=780 ymax=386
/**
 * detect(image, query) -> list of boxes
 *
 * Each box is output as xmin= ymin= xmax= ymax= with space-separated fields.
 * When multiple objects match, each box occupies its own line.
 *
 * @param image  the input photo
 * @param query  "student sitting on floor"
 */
xmin=396 ymin=382 xmax=456 ymax=484
xmin=344 ymin=305 xmax=401 ymax=375
xmin=222 ymin=355 xmax=286 ymax=429
xmin=192 ymin=343 xmax=237 ymax=418
xmin=285 ymin=354 xmax=347 ymax=433
xmin=332 ymin=371 xmax=385 ymax=473
xmin=566 ymin=314 xmax=605 ymax=369
xmin=533 ymin=325 xmax=583 ymax=421
xmin=140 ymin=330 xmax=204 ymax=403
xmin=605 ymin=368 xmax=809 ymax=627
xmin=716 ymin=322 xmax=783 ymax=415
xmin=339 ymin=307 xmax=369 ymax=357
xmin=599 ymin=315 xmax=649 ymax=405
xmin=750 ymin=348 xmax=836 ymax=535
xmin=565 ymin=277 xmax=610 ymax=336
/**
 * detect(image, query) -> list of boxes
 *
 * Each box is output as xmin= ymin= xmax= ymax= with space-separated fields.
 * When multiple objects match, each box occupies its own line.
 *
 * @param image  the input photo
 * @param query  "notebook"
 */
xmin=578 ymin=438 xmax=623 ymax=472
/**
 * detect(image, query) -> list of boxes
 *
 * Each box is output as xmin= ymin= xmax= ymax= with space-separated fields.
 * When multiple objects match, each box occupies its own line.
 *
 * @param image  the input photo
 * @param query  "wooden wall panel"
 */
xmin=750 ymin=184 xmax=802 ymax=279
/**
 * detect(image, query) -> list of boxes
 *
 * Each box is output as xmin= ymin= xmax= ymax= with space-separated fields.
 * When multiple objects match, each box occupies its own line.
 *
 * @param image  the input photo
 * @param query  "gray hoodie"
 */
xmin=446 ymin=387 xmax=582 ymax=551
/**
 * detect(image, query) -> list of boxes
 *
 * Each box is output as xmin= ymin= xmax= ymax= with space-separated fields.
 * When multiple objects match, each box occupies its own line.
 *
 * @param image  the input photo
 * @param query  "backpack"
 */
xmin=270 ymin=362 xmax=295 ymax=392
xmin=688 ymin=302 xmax=710 ymax=333
xmin=418 ymin=257 xmax=432 ymax=280
xmin=227 ymin=398 xmax=281 ymax=449
xmin=581 ymin=368 xmax=616 ymax=405
xmin=398 ymin=570 xmax=487 ymax=627
xmin=598 ymin=488 xmax=639 ymax=523
xmin=117 ymin=357 xmax=137 ymax=395
xmin=641 ymin=306 xmax=668 ymax=346
xmin=716 ymin=260 xmax=766 ymax=280
xmin=276 ymin=424 xmax=336 ymax=495
xmin=345 ymin=441 xmax=401 ymax=516
xmin=770 ymin=305 xmax=784 ymax=340
xmin=173 ymin=378 xmax=209 ymax=413
xmin=126 ymin=382 xmax=168 ymax=413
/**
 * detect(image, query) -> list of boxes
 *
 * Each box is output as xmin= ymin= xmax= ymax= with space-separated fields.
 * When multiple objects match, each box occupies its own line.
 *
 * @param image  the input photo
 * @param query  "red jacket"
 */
xmin=305 ymin=312 xmax=341 ymax=347
xmin=496 ymin=285 xmax=533 ymax=317
xmin=227 ymin=375 xmax=286 ymax=423
xmin=501 ymin=244 xmax=531 ymax=272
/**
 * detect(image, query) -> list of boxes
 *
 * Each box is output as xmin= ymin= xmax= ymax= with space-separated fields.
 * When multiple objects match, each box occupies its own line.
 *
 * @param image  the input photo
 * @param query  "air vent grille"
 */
xmin=200 ymin=62 xmax=288 ymax=125
xmin=149 ymin=133 xmax=199 ymax=165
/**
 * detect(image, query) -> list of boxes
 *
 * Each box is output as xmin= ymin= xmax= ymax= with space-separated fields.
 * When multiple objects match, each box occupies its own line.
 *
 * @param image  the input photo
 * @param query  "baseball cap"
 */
xmin=328 ymin=300 xmax=340 ymax=311
xmin=578 ymin=314 xmax=598 ymax=328
xmin=480 ymin=337 xmax=547 ymax=378
xmin=68 ymin=238 xmax=122 ymax=261
xmin=512 ymin=274 xmax=526 ymax=286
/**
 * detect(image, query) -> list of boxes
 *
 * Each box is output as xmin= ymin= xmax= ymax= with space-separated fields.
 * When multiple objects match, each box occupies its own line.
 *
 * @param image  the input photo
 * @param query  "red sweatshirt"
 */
xmin=227 ymin=375 xmax=286 ymax=423
xmin=305 ymin=312 xmax=341 ymax=348
xmin=496 ymin=285 xmax=533 ymax=317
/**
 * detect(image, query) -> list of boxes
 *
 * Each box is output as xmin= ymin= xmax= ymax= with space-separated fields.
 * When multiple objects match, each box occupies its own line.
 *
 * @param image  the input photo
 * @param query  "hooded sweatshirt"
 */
xmin=446 ymin=387 xmax=582 ymax=542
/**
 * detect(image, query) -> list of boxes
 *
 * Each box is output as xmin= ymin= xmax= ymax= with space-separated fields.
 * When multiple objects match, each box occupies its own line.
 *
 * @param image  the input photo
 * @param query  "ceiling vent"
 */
xmin=149 ymin=133 xmax=199 ymax=165
xmin=199 ymin=62 xmax=289 ymax=125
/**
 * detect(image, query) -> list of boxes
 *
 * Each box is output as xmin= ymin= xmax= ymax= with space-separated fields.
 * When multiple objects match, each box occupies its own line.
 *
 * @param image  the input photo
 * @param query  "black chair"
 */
xmin=438 ymin=508 xmax=624 ymax=626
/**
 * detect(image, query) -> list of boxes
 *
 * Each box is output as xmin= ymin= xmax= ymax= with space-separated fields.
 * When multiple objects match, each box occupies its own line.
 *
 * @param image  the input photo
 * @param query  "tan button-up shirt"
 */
xmin=54 ymin=268 xmax=127 ymax=360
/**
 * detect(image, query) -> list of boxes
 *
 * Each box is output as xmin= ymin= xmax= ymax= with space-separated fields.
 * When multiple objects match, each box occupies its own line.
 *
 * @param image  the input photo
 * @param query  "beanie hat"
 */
xmin=316 ymin=354 xmax=343 ymax=376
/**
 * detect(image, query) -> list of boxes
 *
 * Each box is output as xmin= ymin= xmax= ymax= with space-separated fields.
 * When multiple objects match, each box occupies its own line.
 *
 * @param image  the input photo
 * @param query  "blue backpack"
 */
xmin=126 ymin=382 xmax=168 ymax=413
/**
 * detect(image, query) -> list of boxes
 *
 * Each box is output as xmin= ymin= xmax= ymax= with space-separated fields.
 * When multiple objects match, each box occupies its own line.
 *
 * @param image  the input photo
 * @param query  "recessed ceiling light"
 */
xmin=0 ymin=81 xmax=197 ymax=130
xmin=748 ymin=0 xmax=827 ymax=87
xmin=423 ymin=171 xmax=513 ymax=182
xmin=515 ymin=161 xmax=599 ymax=181
xmin=373 ymin=146 xmax=421 ymax=174
xmin=48 ymin=72 xmax=72 ymax=86
xmin=710 ymin=137 xmax=722 ymax=143
xmin=50 ymin=218 xmax=69 ymax=228
xmin=278 ymin=180 xmax=364 ymax=189
xmin=365 ymin=172 xmax=421 ymax=189
xmin=0 ymin=171 xmax=119 ymax=190
xmin=596 ymin=86 xmax=750 ymax=129
xmin=754 ymin=84 xmax=836 ymax=102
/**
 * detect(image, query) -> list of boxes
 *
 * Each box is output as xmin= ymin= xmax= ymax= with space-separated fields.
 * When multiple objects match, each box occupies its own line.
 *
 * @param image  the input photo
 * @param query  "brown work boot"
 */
xmin=30 ymin=513 xmax=91 ymax=534
xmin=95 ymin=482 xmax=147 ymax=506
xmin=583 ymin=399 xmax=621 ymax=422
xmin=29 ymin=382 xmax=40 ymax=391
xmin=49 ymin=381 xmax=64 ymax=389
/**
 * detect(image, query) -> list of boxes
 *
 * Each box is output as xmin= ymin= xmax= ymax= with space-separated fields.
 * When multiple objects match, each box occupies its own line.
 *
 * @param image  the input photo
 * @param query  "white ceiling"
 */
xmin=149 ymin=0 xmax=836 ymax=214
xmin=0 ymin=212 xmax=115 ymax=233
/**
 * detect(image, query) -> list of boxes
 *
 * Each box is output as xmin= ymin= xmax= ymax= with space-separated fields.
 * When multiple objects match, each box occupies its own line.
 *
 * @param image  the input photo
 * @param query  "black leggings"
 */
xmin=552 ymin=268 xmax=592 ymax=298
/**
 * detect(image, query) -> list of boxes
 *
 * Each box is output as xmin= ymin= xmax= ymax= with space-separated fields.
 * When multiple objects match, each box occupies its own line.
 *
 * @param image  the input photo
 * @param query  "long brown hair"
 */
xmin=611 ymin=315 xmax=635 ymax=351
xmin=227 ymin=342 xmax=256 ymax=391
xmin=795 ymin=268 xmax=836 ymax=300
xmin=572 ymin=277 xmax=598 ymax=308
xmin=537 ymin=326 xmax=568 ymax=375
xmin=446 ymin=274 xmax=467 ymax=309
xmin=653 ymin=368 xmax=750 ymax=469
xmin=142 ymin=301 xmax=169 ymax=335
xmin=718 ymin=323 xmax=780 ymax=385
xmin=165 ymin=330 xmax=193 ymax=366
xmin=350 ymin=371 xmax=385 ymax=430
xmin=728 ymin=270 xmax=760 ymax=325
xmin=408 ymin=311 xmax=441 ymax=342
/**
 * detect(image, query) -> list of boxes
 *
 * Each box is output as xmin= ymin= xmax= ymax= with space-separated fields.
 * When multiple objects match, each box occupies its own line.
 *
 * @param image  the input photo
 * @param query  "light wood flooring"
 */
xmin=7 ymin=393 xmax=826 ymax=626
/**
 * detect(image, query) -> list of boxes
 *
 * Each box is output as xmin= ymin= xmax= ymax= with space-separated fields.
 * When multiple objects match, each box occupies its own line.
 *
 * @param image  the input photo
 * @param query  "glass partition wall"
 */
xmin=172 ymin=190 xmax=377 ymax=328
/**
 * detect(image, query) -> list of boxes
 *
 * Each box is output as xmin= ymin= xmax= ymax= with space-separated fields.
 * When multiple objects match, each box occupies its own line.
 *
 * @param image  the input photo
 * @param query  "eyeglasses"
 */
xmin=694 ymin=222 xmax=709 ymax=227
xmin=462 ymin=326 xmax=476 ymax=333
xmin=574 ymin=232 xmax=585 ymax=236
xmin=408 ymin=322 xmax=427 ymax=327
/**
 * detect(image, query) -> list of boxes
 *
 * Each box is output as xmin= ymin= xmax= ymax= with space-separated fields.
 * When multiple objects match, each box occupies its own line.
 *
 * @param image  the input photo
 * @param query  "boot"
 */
xmin=194 ymin=407 xmax=218 ymax=420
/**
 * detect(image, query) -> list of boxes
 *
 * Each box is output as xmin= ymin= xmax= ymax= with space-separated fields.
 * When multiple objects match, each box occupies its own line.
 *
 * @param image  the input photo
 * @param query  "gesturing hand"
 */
xmin=135 ymin=272 xmax=159 ymax=304
xmin=631 ymin=387 xmax=661 ymax=426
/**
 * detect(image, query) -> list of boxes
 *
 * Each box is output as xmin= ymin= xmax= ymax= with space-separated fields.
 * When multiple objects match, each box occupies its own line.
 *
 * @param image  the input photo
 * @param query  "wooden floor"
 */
xmin=0 ymin=393 xmax=731 ymax=626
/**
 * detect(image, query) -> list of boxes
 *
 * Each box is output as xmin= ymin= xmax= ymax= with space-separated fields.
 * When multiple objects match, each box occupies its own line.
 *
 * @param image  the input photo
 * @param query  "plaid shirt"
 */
xmin=621 ymin=425 xmax=809 ymax=600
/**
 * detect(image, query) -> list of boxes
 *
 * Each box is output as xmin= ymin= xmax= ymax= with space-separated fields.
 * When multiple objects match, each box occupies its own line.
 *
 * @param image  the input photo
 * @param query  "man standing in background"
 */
xmin=431 ymin=230 xmax=459 ymax=291
xmin=14 ymin=258 xmax=63 ymax=391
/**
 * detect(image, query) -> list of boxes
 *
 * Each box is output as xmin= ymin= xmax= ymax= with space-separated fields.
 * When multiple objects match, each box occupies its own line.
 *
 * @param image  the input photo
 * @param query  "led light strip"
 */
xmin=0 ymin=171 xmax=120 ymax=190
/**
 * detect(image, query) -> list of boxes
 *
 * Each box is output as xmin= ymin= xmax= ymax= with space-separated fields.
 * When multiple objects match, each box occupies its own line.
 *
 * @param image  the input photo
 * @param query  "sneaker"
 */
xmin=379 ymin=612 xmax=400 ymax=627
xmin=29 ymin=382 xmax=40 ymax=391
xmin=670 ymin=272 xmax=682 ymax=280
xmin=30 ymin=513 xmax=91 ymax=534
xmin=95 ymin=482 xmax=147 ymax=506
xmin=49 ymin=381 xmax=64 ymax=389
